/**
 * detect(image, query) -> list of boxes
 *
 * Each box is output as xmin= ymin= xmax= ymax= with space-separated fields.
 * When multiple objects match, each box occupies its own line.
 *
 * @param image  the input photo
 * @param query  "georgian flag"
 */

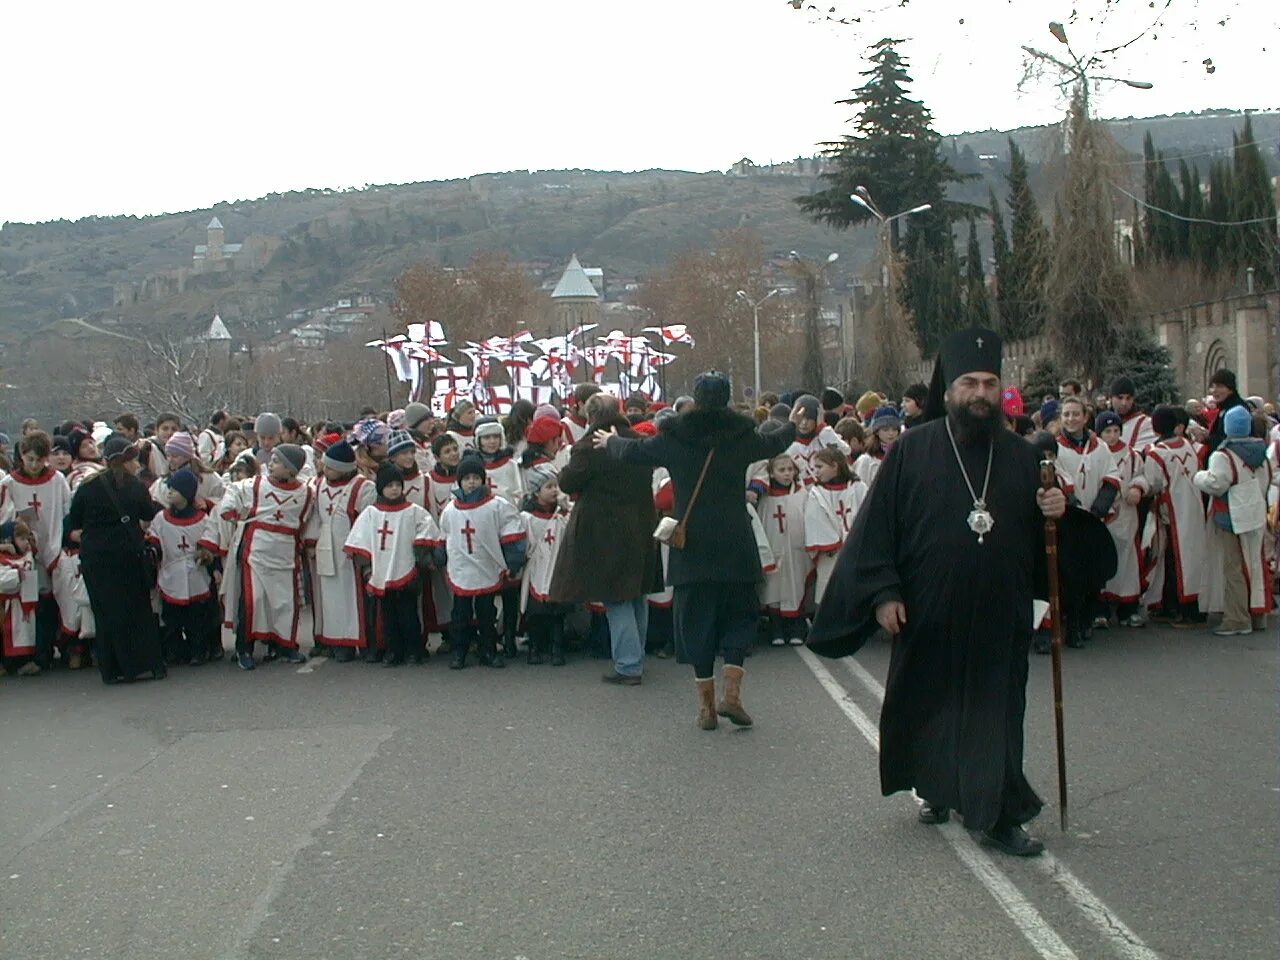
xmin=643 ymin=324 xmax=695 ymax=347
xmin=407 ymin=321 xmax=448 ymax=346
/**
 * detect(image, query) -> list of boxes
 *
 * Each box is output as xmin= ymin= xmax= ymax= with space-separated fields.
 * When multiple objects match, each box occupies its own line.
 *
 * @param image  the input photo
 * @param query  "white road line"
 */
xmin=796 ymin=647 xmax=1079 ymax=960
xmin=825 ymin=648 xmax=1162 ymax=960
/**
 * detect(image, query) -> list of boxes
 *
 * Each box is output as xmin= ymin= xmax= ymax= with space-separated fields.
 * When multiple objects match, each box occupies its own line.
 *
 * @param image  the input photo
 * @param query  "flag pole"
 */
xmin=1039 ymin=459 xmax=1070 ymax=832
xmin=381 ymin=326 xmax=395 ymax=411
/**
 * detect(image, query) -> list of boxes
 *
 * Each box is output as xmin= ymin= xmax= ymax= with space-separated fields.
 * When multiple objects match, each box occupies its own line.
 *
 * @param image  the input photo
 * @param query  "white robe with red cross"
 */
xmin=786 ymin=426 xmax=851 ymax=484
xmin=484 ymin=454 xmax=524 ymax=508
xmin=439 ymin=493 xmax=526 ymax=596
xmin=0 ymin=551 xmax=39 ymax=657
xmin=423 ymin=469 xmax=458 ymax=630
xmin=304 ymin=474 xmax=375 ymax=648
xmin=401 ymin=467 xmax=429 ymax=510
xmin=146 ymin=509 xmax=217 ymax=606
xmin=1054 ymin=434 xmax=1121 ymax=513
xmin=1142 ymin=438 xmax=1207 ymax=607
xmin=805 ymin=479 xmax=867 ymax=604
xmin=520 ymin=506 xmax=568 ymax=609
xmin=345 ymin=501 xmax=441 ymax=596
xmin=50 ymin=547 xmax=94 ymax=640
xmin=757 ymin=481 xmax=811 ymax=618
xmin=1119 ymin=410 xmax=1157 ymax=454
xmin=149 ymin=471 xmax=225 ymax=512
xmin=0 ymin=468 xmax=70 ymax=593
xmin=214 ymin=476 xmax=313 ymax=648
xmin=1101 ymin=442 xmax=1150 ymax=604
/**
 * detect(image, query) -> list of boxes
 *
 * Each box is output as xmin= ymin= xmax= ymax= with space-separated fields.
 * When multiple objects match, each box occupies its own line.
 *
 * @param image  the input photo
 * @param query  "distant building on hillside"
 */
xmin=551 ymin=254 xmax=602 ymax=334
xmin=193 ymin=217 xmax=242 ymax=271
xmin=728 ymin=156 xmax=829 ymax=177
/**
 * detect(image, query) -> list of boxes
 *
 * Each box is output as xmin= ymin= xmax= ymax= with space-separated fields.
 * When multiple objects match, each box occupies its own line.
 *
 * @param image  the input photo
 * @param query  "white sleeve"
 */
xmin=1193 ymin=452 xmax=1233 ymax=497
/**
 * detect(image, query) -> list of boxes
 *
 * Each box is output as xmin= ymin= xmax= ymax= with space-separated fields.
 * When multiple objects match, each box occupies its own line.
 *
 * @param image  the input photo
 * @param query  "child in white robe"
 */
xmin=757 ymin=454 xmax=810 ymax=645
xmin=519 ymin=465 xmax=570 ymax=665
xmin=148 ymin=469 xmax=219 ymax=665
xmin=424 ymin=433 xmax=462 ymax=643
xmin=805 ymin=448 xmax=866 ymax=605
xmin=345 ymin=463 xmax=441 ymax=666
xmin=787 ymin=394 xmax=851 ymax=484
xmin=437 ymin=453 xmax=527 ymax=670
xmin=0 ymin=520 xmax=40 ymax=674
xmin=304 ymin=440 xmax=375 ymax=662
xmin=215 ymin=444 xmax=314 ymax=670
xmin=1095 ymin=412 xmax=1150 ymax=627
xmin=1142 ymin=406 xmax=1208 ymax=625
xmin=852 ymin=406 xmax=900 ymax=489
xmin=477 ymin=418 xmax=526 ymax=658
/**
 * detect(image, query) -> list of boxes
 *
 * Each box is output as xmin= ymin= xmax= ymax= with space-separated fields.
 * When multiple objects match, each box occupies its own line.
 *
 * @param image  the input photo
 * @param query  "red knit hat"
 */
xmin=633 ymin=420 xmax=657 ymax=437
xmin=525 ymin=416 xmax=563 ymax=446
xmin=1001 ymin=386 xmax=1024 ymax=418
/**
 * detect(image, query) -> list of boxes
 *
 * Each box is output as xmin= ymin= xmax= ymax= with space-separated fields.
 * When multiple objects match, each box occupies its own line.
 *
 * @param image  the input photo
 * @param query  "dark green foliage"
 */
xmin=1103 ymin=325 xmax=1180 ymax=409
xmin=999 ymin=139 xmax=1051 ymax=339
xmin=963 ymin=217 xmax=990 ymax=328
xmin=1022 ymin=357 xmax=1063 ymax=408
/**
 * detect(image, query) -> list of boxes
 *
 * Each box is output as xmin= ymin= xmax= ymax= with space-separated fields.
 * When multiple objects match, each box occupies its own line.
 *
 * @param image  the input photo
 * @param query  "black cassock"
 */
xmin=808 ymin=418 xmax=1047 ymax=833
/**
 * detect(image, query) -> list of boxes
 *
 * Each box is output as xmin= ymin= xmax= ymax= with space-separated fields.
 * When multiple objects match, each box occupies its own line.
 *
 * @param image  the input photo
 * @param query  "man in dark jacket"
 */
xmin=1203 ymin=368 xmax=1247 ymax=464
xmin=548 ymin=394 xmax=660 ymax=685
xmin=597 ymin=372 xmax=802 ymax=730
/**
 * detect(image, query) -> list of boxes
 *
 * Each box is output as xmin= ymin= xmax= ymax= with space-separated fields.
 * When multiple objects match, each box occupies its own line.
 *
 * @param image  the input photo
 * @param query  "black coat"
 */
xmin=548 ymin=415 xmax=660 ymax=604
xmin=608 ymin=407 xmax=797 ymax=587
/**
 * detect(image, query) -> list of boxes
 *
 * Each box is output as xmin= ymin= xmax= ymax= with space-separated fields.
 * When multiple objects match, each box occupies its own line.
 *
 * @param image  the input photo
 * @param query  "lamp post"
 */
xmin=849 ymin=190 xmax=931 ymax=388
xmin=787 ymin=251 xmax=839 ymax=391
xmin=735 ymin=288 xmax=778 ymax=400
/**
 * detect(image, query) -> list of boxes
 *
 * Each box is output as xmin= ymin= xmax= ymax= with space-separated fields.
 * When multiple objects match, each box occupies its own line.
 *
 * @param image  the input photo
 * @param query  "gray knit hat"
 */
xmin=524 ymin=463 xmax=557 ymax=496
xmin=272 ymin=443 xmax=306 ymax=476
xmin=255 ymin=412 xmax=283 ymax=436
xmin=794 ymin=394 xmax=820 ymax=421
xmin=386 ymin=429 xmax=415 ymax=457
xmin=403 ymin=402 xmax=432 ymax=430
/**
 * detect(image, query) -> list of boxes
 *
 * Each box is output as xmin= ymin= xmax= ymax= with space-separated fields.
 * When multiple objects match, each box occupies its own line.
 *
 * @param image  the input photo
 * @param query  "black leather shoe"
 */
xmin=279 ymin=647 xmax=307 ymax=664
xmin=918 ymin=804 xmax=950 ymax=824
xmin=601 ymin=671 xmax=641 ymax=686
xmin=980 ymin=824 xmax=1045 ymax=857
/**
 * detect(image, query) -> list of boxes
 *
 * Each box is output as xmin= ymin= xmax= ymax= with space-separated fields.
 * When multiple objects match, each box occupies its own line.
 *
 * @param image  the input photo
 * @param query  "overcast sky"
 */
xmin=4 ymin=0 xmax=1274 ymax=224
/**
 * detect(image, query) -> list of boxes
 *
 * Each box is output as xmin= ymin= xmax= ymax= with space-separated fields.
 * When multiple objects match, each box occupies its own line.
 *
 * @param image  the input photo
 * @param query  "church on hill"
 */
xmin=193 ymin=217 xmax=243 ymax=272
xmin=550 ymin=254 xmax=602 ymax=333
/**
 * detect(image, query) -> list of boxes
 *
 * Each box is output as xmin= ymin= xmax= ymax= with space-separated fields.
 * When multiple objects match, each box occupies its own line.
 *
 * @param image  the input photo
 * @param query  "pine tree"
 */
xmin=1102 ymin=326 xmax=1179 ymax=410
xmin=963 ymin=217 xmax=990 ymax=327
xmin=1000 ymin=139 xmax=1051 ymax=340
xmin=1205 ymin=158 xmax=1235 ymax=275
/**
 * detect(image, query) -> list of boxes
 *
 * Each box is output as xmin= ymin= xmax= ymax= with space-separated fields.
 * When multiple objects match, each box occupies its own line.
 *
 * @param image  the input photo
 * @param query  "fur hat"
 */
xmin=403 ymin=402 xmax=432 ymax=430
xmin=165 ymin=467 xmax=199 ymax=506
xmin=254 ymin=412 xmax=282 ymax=437
xmin=321 ymin=439 xmax=357 ymax=474
xmin=525 ymin=416 xmax=563 ymax=446
xmin=794 ymin=394 xmax=821 ymax=421
xmin=272 ymin=444 xmax=306 ymax=476
xmin=475 ymin=419 xmax=505 ymax=440
xmin=1223 ymin=405 xmax=1252 ymax=438
xmin=456 ymin=452 xmax=486 ymax=484
xmin=693 ymin=371 xmax=731 ymax=409
xmin=386 ymin=429 xmax=415 ymax=458
xmin=165 ymin=431 xmax=196 ymax=462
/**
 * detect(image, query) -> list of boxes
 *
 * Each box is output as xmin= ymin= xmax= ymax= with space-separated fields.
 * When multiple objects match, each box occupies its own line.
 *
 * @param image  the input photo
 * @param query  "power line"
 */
xmin=1109 ymin=181 xmax=1278 ymax=226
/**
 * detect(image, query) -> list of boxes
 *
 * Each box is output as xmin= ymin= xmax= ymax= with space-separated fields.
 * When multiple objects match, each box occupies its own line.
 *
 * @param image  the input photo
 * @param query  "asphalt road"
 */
xmin=1 ymin=621 xmax=1274 ymax=960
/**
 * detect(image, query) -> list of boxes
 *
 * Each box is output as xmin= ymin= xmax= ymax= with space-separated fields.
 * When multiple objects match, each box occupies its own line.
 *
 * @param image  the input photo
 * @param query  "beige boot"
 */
xmin=717 ymin=665 xmax=753 ymax=727
xmin=696 ymin=678 xmax=718 ymax=730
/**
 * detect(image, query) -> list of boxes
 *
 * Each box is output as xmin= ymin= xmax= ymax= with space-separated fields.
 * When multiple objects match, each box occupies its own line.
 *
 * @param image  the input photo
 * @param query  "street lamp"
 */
xmin=736 ymin=288 xmax=779 ymax=400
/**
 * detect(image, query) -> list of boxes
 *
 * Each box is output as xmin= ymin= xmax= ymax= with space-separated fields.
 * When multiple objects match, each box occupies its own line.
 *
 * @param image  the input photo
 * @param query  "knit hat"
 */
xmin=1094 ymin=411 xmax=1122 ymax=434
xmin=321 ymin=439 xmax=358 ymax=474
xmin=855 ymin=391 xmax=880 ymax=418
xmin=386 ymin=429 xmax=415 ymax=458
xmin=526 ymin=416 xmax=563 ymax=446
xmin=524 ymin=464 xmax=557 ymax=496
xmin=633 ymin=419 xmax=657 ymax=437
xmin=313 ymin=431 xmax=342 ymax=456
xmin=1038 ymin=399 xmax=1061 ymax=425
xmin=456 ymin=452 xmax=486 ymax=484
xmin=255 ymin=412 xmax=282 ymax=436
xmin=693 ymin=371 xmax=731 ymax=409
xmin=273 ymin=444 xmax=306 ymax=476
xmin=403 ymin=402 xmax=432 ymax=430
xmin=102 ymin=436 xmax=138 ymax=464
xmin=375 ymin=462 xmax=404 ymax=496
xmin=794 ymin=394 xmax=821 ymax=421
xmin=475 ymin=419 xmax=505 ymax=440
xmin=1109 ymin=376 xmax=1137 ymax=398
xmin=51 ymin=435 xmax=74 ymax=457
xmin=165 ymin=431 xmax=196 ymax=462
xmin=534 ymin=403 xmax=560 ymax=421
xmin=352 ymin=417 xmax=389 ymax=449
xmin=1001 ymin=386 xmax=1025 ymax=418
xmin=769 ymin=403 xmax=791 ymax=422
xmin=165 ymin=467 xmax=199 ymax=506
xmin=387 ymin=408 xmax=407 ymax=430
xmin=0 ymin=432 xmax=10 ymax=448
xmin=821 ymin=388 xmax=844 ymax=411
xmin=1209 ymin=368 xmax=1238 ymax=392
xmin=67 ymin=427 xmax=92 ymax=460
xmin=868 ymin=405 xmax=901 ymax=431
xmin=449 ymin=399 xmax=476 ymax=420
xmin=1223 ymin=405 xmax=1253 ymax=438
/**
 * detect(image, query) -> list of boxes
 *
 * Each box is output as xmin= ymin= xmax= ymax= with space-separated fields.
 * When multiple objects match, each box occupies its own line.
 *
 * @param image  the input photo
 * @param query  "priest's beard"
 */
xmin=946 ymin=396 xmax=999 ymax=445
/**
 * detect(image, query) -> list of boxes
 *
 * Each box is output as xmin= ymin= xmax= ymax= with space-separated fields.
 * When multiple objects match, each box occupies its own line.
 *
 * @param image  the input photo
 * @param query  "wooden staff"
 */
xmin=1039 ymin=459 xmax=1069 ymax=832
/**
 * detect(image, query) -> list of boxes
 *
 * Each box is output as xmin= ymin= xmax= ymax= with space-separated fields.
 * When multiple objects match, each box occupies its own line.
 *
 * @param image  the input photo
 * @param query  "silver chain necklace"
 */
xmin=945 ymin=417 xmax=995 ymax=544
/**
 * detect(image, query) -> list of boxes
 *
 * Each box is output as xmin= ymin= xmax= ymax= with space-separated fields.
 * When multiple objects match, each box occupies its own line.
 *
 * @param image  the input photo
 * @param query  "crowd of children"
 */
xmin=0 ymin=370 xmax=1276 ymax=682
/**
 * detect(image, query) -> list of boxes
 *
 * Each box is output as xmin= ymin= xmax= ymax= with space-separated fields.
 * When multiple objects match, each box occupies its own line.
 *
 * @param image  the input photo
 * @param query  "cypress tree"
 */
xmin=964 ymin=217 xmax=990 ymax=327
xmin=1000 ymin=139 xmax=1051 ymax=340
xmin=989 ymin=188 xmax=1011 ymax=327
xmin=1230 ymin=116 xmax=1278 ymax=287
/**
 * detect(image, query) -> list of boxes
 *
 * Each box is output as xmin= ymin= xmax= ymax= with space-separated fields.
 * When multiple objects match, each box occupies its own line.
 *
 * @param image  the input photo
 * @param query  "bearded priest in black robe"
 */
xmin=808 ymin=327 xmax=1068 ymax=857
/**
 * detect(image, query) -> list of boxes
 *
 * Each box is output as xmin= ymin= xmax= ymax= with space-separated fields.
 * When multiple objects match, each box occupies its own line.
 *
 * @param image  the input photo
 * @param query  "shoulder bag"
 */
xmin=654 ymin=448 xmax=715 ymax=550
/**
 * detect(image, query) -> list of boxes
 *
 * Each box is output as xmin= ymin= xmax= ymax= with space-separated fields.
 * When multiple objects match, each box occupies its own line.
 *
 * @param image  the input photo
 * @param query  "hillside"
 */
xmin=1 ymin=109 xmax=1274 ymax=345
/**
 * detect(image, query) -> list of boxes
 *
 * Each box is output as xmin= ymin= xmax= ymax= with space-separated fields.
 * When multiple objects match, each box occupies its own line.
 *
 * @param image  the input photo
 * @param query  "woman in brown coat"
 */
xmin=548 ymin=394 xmax=659 ymax=684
